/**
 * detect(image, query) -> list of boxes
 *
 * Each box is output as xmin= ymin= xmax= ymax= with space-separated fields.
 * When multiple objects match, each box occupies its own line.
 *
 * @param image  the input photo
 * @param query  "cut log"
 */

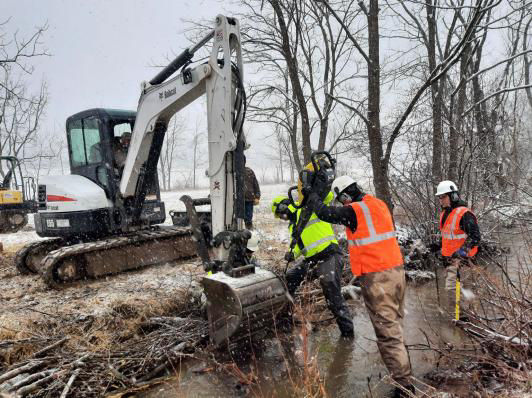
xmin=0 ymin=362 xmax=44 ymax=384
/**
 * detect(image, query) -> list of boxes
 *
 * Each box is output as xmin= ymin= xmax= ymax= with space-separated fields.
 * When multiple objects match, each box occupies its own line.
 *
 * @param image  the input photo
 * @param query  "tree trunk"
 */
xmin=366 ymin=0 xmax=393 ymax=210
xmin=270 ymin=0 xmax=312 ymax=164
xmin=426 ymin=0 xmax=443 ymax=186
xmin=193 ymin=138 xmax=198 ymax=189
xmin=449 ymin=45 xmax=470 ymax=181
xmin=290 ymin=89 xmax=302 ymax=171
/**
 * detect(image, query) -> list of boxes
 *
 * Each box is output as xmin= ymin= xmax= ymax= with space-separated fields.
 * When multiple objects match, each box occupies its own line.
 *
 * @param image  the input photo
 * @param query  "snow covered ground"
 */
xmin=0 ymin=182 xmax=298 ymax=342
xmin=0 ymin=183 xmax=293 ymax=251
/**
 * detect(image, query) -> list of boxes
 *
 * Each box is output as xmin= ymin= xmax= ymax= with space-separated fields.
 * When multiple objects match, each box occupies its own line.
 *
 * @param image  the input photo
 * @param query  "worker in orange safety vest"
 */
xmin=302 ymin=174 xmax=414 ymax=398
xmin=433 ymin=180 xmax=481 ymax=319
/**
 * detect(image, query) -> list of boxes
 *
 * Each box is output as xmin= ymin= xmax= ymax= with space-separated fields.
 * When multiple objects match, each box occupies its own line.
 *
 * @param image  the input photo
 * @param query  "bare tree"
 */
xmin=234 ymin=0 xmax=359 ymax=170
xmin=191 ymin=120 xmax=206 ymax=189
xmin=318 ymin=0 xmax=496 ymax=210
xmin=269 ymin=0 xmax=313 ymax=164
xmin=158 ymin=116 xmax=185 ymax=191
xmin=0 ymin=19 xmax=49 ymax=178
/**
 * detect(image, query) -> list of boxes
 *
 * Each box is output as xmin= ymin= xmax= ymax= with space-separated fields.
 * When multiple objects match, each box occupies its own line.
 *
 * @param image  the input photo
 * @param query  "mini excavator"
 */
xmin=14 ymin=15 xmax=286 ymax=345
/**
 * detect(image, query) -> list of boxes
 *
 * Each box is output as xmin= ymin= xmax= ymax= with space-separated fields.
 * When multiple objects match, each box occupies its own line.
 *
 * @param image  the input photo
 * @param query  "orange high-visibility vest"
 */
xmin=346 ymin=195 xmax=404 ymax=276
xmin=440 ymin=206 xmax=478 ymax=257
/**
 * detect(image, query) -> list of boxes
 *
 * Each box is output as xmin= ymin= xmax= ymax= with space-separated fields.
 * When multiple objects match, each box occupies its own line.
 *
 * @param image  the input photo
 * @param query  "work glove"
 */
xmin=284 ymin=251 xmax=295 ymax=262
xmin=452 ymin=248 xmax=468 ymax=259
xmin=253 ymin=198 xmax=260 ymax=205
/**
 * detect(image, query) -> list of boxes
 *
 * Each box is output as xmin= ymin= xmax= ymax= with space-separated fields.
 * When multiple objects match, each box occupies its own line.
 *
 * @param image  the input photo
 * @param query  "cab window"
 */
xmin=113 ymin=122 xmax=133 ymax=138
xmin=68 ymin=117 xmax=102 ymax=167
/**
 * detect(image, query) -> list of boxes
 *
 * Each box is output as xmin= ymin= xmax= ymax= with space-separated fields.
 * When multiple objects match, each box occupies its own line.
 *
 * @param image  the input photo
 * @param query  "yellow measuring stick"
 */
xmin=455 ymin=268 xmax=461 ymax=321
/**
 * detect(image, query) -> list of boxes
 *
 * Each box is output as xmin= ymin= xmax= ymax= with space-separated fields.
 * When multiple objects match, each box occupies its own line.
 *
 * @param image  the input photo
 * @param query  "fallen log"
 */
xmin=0 ymin=362 xmax=44 ymax=384
xmin=456 ymin=320 xmax=531 ymax=348
xmin=31 ymin=337 xmax=68 ymax=358
xmin=16 ymin=369 xmax=65 ymax=396
xmin=59 ymin=368 xmax=80 ymax=398
xmin=8 ymin=368 xmax=58 ymax=392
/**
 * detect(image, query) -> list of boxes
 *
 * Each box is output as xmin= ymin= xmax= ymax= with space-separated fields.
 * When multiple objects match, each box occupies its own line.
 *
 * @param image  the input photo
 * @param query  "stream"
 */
xmin=142 ymin=229 xmax=530 ymax=397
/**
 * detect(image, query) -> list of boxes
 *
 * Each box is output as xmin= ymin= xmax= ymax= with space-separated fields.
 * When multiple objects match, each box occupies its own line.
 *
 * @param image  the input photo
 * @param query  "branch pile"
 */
xmin=433 ymin=254 xmax=532 ymax=395
xmin=0 ymin=293 xmax=208 ymax=397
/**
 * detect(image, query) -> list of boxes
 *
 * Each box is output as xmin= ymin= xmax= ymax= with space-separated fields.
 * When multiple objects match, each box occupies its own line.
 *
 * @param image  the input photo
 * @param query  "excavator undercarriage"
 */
xmin=15 ymin=226 xmax=194 ymax=288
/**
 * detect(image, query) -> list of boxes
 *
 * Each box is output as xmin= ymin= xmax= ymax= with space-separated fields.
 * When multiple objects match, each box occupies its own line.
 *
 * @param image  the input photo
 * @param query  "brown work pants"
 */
xmin=443 ymin=257 xmax=475 ymax=317
xmin=359 ymin=266 xmax=412 ymax=386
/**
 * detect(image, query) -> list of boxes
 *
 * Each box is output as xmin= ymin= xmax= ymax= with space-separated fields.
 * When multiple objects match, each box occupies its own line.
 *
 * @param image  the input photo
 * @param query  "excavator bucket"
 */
xmin=202 ymin=268 xmax=287 ymax=346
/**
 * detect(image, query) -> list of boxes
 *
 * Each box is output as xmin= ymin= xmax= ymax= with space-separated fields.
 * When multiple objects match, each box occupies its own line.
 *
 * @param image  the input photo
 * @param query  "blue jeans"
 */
xmin=244 ymin=201 xmax=254 ymax=224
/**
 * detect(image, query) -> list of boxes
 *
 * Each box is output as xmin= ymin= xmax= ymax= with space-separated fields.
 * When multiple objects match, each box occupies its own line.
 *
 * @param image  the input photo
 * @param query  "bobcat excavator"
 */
xmin=14 ymin=15 xmax=286 ymax=345
xmin=0 ymin=156 xmax=36 ymax=233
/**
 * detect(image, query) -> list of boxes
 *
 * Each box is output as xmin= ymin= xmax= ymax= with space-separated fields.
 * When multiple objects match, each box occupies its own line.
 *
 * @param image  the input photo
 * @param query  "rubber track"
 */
xmin=14 ymin=238 xmax=64 ymax=274
xmin=41 ymin=226 xmax=192 ymax=288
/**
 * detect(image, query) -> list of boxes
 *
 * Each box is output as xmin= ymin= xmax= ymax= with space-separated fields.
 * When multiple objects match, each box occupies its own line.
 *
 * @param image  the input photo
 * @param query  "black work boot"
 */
xmin=340 ymin=329 xmax=355 ymax=338
xmin=245 ymin=221 xmax=253 ymax=230
xmin=338 ymin=310 xmax=354 ymax=338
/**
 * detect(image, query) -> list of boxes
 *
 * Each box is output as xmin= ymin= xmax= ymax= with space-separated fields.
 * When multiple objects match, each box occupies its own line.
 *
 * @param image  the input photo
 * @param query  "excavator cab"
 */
xmin=0 ymin=156 xmax=36 ymax=233
xmin=65 ymin=108 xmax=162 ymax=210
xmin=34 ymin=108 xmax=166 ymax=240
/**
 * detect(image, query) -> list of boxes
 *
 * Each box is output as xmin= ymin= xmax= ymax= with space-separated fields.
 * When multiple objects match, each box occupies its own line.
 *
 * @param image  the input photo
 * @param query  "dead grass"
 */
xmin=0 ymin=285 xmax=209 ymax=397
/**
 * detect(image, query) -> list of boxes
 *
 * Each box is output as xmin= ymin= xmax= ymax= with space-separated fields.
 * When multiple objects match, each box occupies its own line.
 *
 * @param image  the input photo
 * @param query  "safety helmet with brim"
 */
xmin=435 ymin=180 xmax=458 ymax=196
xmin=331 ymin=175 xmax=356 ymax=203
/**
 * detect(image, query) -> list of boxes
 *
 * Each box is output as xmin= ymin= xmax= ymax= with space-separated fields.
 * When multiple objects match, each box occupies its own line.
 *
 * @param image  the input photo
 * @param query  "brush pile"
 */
xmin=0 ymin=290 xmax=208 ymax=397
xmin=428 ymin=246 xmax=532 ymax=396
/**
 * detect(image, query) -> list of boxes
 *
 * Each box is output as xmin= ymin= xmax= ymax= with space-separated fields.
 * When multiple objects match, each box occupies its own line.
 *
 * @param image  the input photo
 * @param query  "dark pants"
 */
xmin=286 ymin=251 xmax=354 ymax=336
xmin=244 ymin=201 xmax=254 ymax=229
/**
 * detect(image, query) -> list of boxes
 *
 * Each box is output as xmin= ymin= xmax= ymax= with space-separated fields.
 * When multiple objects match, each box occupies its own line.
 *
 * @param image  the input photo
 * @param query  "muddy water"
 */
xmin=140 ymin=226 xmax=529 ymax=398
xmin=142 ymin=272 xmax=467 ymax=398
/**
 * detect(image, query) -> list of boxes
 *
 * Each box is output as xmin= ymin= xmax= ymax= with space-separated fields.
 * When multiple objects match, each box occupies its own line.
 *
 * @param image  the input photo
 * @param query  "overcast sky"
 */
xmin=2 ymin=0 xmax=276 ymax=169
xmin=3 ymin=0 xmax=517 ymax=183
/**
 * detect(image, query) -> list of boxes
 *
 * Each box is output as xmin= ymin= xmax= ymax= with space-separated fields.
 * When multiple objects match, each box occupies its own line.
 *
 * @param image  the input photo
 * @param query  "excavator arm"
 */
xmin=119 ymin=15 xmax=286 ymax=345
xmin=120 ymin=16 xmax=247 ymax=259
xmin=15 ymin=16 xmax=286 ymax=346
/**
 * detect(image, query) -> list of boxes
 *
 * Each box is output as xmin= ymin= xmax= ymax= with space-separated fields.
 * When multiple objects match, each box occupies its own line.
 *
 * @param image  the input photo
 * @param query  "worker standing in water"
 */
xmin=302 ymin=174 xmax=414 ymax=397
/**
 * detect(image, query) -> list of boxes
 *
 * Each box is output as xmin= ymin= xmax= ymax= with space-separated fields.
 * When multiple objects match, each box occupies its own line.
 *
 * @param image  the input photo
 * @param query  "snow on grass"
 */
xmin=0 ymin=227 xmax=44 ymax=251
xmin=1 ymin=183 xmax=294 ymax=250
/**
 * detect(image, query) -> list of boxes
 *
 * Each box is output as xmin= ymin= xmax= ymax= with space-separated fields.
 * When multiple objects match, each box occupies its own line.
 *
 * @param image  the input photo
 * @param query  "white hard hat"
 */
xmin=435 ymin=180 xmax=458 ymax=196
xmin=331 ymin=175 xmax=356 ymax=199
xmin=246 ymin=231 xmax=260 ymax=252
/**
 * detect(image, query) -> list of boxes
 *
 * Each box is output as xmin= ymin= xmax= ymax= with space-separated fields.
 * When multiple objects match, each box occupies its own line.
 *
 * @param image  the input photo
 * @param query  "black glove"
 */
xmin=456 ymin=247 xmax=468 ymax=257
xmin=450 ymin=251 xmax=461 ymax=260
xmin=276 ymin=199 xmax=291 ymax=216
xmin=284 ymin=251 xmax=295 ymax=262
